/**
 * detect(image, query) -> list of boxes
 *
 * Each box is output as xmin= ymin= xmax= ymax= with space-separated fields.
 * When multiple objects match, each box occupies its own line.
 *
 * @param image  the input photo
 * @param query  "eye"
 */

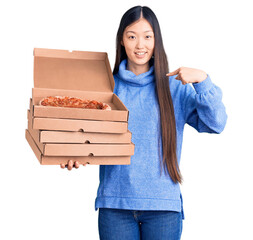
xmin=128 ymin=36 xmax=136 ymax=39
xmin=146 ymin=35 xmax=152 ymax=39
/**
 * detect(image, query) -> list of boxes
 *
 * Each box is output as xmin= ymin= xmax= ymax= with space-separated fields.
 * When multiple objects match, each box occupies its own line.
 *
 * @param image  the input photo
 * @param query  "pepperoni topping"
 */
xmin=40 ymin=96 xmax=111 ymax=110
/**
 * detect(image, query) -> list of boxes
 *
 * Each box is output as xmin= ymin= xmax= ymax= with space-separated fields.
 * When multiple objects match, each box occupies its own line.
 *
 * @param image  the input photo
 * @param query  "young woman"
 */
xmin=62 ymin=5 xmax=227 ymax=240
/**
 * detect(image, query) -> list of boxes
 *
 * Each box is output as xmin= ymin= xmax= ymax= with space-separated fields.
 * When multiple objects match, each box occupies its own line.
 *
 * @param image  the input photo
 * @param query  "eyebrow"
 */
xmin=126 ymin=30 xmax=153 ymax=34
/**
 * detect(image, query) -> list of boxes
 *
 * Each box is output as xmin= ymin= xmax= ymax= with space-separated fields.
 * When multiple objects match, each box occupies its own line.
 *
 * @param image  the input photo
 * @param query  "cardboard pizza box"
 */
xmin=27 ymin=112 xmax=135 ymax=157
xmin=25 ymin=130 xmax=131 ymax=165
xmin=28 ymin=109 xmax=131 ymax=143
xmin=32 ymin=48 xmax=128 ymax=122
xmin=26 ymin=128 xmax=134 ymax=157
xmin=38 ymin=130 xmax=132 ymax=144
xmin=32 ymin=117 xmax=128 ymax=133
xmin=28 ymin=99 xmax=128 ymax=133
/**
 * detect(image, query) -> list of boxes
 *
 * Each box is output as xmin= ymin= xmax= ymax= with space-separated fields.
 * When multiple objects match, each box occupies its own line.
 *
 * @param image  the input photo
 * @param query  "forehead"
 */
xmin=125 ymin=18 xmax=153 ymax=33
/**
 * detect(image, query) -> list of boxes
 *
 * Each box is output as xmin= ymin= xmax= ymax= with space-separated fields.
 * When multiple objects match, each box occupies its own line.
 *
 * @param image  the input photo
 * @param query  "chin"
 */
xmin=133 ymin=57 xmax=151 ymax=65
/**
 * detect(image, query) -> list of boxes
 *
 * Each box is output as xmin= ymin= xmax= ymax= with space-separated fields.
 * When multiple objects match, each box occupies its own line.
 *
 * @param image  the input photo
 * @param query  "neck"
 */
xmin=127 ymin=59 xmax=150 ymax=76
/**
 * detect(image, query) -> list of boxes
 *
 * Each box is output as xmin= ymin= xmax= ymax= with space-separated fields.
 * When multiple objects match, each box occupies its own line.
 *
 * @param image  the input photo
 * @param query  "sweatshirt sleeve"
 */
xmin=183 ymin=74 xmax=227 ymax=133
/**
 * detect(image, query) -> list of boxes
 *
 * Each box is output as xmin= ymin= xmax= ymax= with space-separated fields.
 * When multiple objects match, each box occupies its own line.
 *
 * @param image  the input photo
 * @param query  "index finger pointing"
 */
xmin=166 ymin=68 xmax=180 ymax=76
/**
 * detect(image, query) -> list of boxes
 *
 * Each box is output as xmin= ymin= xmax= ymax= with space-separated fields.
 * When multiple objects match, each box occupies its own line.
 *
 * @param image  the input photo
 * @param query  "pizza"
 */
xmin=39 ymin=96 xmax=111 ymax=110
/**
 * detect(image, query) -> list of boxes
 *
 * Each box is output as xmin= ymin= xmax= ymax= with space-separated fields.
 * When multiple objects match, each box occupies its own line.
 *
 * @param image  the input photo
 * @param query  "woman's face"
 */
xmin=121 ymin=18 xmax=155 ymax=70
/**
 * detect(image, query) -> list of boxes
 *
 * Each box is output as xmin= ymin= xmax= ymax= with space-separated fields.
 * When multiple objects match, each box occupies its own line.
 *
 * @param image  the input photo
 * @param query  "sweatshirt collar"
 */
xmin=116 ymin=59 xmax=154 ymax=87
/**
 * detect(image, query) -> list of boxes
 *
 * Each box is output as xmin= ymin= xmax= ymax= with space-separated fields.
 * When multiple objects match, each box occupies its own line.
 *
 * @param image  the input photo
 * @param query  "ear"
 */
xmin=121 ymin=40 xmax=124 ymax=46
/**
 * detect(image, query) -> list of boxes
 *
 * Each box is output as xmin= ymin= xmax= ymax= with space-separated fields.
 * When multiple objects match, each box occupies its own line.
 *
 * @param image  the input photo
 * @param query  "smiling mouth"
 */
xmin=135 ymin=52 xmax=147 ymax=55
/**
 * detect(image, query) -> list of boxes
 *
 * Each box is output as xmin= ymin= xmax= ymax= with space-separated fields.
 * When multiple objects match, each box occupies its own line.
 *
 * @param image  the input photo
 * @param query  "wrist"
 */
xmin=196 ymin=72 xmax=208 ymax=83
xmin=193 ymin=74 xmax=212 ymax=94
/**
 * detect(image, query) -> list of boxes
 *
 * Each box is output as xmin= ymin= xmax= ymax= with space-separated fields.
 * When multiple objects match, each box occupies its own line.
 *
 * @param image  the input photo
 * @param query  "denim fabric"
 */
xmin=98 ymin=208 xmax=183 ymax=240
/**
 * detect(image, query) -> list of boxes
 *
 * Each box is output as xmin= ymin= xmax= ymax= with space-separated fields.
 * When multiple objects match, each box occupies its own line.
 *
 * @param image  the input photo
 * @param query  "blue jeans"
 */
xmin=98 ymin=208 xmax=183 ymax=240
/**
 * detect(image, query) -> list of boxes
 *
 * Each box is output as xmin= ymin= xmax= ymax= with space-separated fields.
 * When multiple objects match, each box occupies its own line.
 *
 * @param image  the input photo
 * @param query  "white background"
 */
xmin=0 ymin=0 xmax=252 ymax=239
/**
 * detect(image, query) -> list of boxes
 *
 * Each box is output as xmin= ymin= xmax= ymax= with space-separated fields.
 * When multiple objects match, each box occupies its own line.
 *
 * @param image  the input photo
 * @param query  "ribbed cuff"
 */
xmin=192 ymin=74 xmax=213 ymax=94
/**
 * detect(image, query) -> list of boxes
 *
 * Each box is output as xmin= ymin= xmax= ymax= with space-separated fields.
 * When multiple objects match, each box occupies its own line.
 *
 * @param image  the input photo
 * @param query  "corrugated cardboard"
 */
xmin=29 ymin=98 xmax=128 ymax=134
xmin=26 ymin=48 xmax=135 ymax=165
xmin=25 ymin=130 xmax=131 ymax=165
xmin=27 ymin=127 xmax=134 ymax=157
xmin=28 ymin=109 xmax=131 ymax=143
xmin=39 ymin=130 xmax=132 ymax=144
xmin=32 ymin=117 xmax=128 ymax=133
xmin=32 ymin=48 xmax=129 ymax=121
xmin=27 ymin=111 xmax=134 ymax=157
xmin=38 ymin=142 xmax=134 ymax=157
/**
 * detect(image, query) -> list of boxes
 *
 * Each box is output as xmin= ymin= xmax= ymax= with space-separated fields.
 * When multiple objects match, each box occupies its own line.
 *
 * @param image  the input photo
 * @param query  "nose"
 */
xmin=136 ymin=38 xmax=144 ymax=49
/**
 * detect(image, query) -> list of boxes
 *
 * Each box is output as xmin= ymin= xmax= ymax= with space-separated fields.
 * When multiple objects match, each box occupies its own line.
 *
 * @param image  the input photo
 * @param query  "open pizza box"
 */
xmin=32 ymin=48 xmax=128 ymax=122
xmin=29 ymin=98 xmax=128 ymax=133
xmin=26 ymin=130 xmax=132 ymax=165
xmin=26 ymin=48 xmax=135 ymax=165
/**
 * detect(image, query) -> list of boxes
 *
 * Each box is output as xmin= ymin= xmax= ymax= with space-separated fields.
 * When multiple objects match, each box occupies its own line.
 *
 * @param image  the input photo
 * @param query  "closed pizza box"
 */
xmin=25 ymin=130 xmax=131 ymax=165
xmin=39 ymin=130 xmax=132 ymax=144
xmin=26 ymin=127 xmax=134 ymax=157
xmin=27 ymin=111 xmax=134 ymax=157
xmin=28 ymin=109 xmax=131 ymax=143
xmin=32 ymin=117 xmax=128 ymax=133
xmin=32 ymin=48 xmax=128 ymax=122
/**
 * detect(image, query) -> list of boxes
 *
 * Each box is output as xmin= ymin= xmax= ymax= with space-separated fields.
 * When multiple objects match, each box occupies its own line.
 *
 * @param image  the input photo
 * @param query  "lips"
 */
xmin=135 ymin=52 xmax=147 ymax=55
xmin=134 ymin=51 xmax=147 ymax=59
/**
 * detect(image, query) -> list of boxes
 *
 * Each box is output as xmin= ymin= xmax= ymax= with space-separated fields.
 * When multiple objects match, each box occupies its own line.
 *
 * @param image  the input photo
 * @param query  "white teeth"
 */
xmin=136 ymin=52 xmax=146 ymax=55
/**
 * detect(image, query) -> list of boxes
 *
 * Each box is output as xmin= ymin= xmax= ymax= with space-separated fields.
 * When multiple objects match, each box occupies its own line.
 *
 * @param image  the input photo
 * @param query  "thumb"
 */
xmin=166 ymin=68 xmax=180 ymax=76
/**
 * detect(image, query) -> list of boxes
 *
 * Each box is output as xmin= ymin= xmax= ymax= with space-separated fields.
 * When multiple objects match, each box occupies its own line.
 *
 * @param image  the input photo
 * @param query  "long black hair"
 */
xmin=113 ymin=6 xmax=182 ymax=184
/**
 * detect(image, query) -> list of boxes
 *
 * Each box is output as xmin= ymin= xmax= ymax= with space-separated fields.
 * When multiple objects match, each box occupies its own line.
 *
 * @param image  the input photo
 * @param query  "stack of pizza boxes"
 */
xmin=25 ymin=48 xmax=135 ymax=165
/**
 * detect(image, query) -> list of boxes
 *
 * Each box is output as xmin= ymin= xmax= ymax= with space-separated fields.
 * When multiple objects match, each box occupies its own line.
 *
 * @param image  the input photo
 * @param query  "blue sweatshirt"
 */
xmin=95 ymin=59 xmax=227 ymax=218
